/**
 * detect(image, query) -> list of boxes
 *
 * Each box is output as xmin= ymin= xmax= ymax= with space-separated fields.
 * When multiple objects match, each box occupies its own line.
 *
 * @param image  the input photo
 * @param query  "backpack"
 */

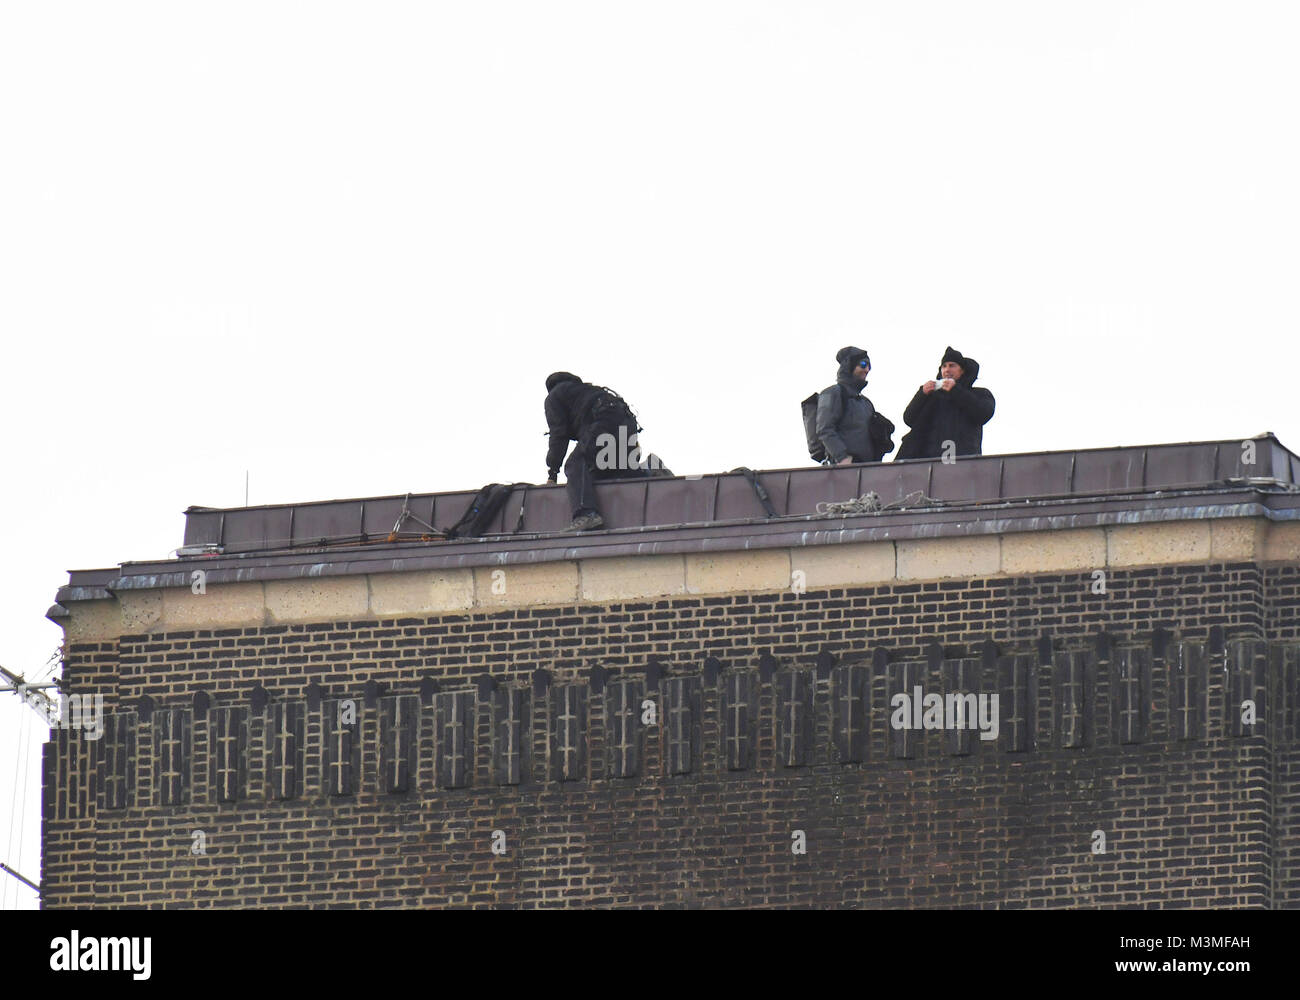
xmin=801 ymin=385 xmax=846 ymax=463
xmin=588 ymin=385 xmax=642 ymax=432
xmin=801 ymin=386 xmax=896 ymax=463
xmin=870 ymin=411 xmax=896 ymax=461
xmin=443 ymin=483 xmax=528 ymax=539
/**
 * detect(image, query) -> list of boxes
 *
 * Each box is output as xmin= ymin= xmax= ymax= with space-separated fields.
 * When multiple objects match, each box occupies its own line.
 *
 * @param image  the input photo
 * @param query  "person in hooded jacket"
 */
xmin=895 ymin=346 xmax=995 ymax=460
xmin=544 ymin=372 xmax=667 ymax=532
xmin=815 ymin=347 xmax=896 ymax=465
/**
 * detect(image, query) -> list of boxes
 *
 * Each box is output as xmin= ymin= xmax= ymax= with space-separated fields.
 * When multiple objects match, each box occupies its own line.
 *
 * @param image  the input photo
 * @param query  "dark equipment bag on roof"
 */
xmin=443 ymin=483 xmax=527 ymax=539
xmin=801 ymin=389 xmax=833 ymax=463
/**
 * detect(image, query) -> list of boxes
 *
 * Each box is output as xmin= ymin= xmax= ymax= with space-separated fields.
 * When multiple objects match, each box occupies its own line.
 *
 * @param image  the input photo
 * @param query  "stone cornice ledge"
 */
xmin=48 ymin=508 xmax=1300 ymax=642
xmin=68 ymin=491 xmax=1300 ymax=596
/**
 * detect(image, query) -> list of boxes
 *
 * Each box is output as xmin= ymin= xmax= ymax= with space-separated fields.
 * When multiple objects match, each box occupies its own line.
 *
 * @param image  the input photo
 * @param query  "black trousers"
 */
xmin=565 ymin=417 xmax=639 ymax=518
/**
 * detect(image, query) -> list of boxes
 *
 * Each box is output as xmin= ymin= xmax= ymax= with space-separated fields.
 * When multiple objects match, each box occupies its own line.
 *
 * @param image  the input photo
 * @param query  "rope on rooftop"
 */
xmin=816 ymin=490 xmax=938 ymax=517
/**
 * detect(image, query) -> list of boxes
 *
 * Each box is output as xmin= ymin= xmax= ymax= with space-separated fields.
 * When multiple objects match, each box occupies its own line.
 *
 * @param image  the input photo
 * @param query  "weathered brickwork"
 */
xmin=1266 ymin=565 xmax=1300 ymax=642
xmin=42 ymin=561 xmax=1300 ymax=908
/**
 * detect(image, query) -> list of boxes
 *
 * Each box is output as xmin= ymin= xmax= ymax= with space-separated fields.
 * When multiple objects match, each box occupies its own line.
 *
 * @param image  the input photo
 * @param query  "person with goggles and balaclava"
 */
xmin=813 ymin=346 xmax=895 ymax=465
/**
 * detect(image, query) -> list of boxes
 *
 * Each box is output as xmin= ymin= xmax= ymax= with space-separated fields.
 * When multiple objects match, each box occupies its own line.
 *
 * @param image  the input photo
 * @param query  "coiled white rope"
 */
xmin=816 ymin=490 xmax=938 ymax=516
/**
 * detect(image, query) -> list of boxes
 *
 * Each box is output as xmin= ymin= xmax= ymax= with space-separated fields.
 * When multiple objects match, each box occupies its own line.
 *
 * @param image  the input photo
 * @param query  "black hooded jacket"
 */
xmin=815 ymin=347 xmax=895 ymax=463
xmin=895 ymin=346 xmax=995 ymax=460
xmin=544 ymin=372 xmax=634 ymax=477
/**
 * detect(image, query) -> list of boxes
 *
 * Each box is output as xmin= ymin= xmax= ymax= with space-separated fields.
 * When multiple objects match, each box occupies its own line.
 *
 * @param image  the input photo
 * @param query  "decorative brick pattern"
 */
xmin=722 ymin=672 xmax=756 ymax=772
xmin=494 ymin=687 xmax=530 ymax=786
xmin=40 ymin=560 xmax=1300 ymax=908
xmin=378 ymin=696 xmax=416 ymax=795
xmin=436 ymin=691 xmax=472 ymax=790
xmin=1000 ymin=654 xmax=1035 ymax=753
xmin=1113 ymin=647 xmax=1150 ymax=745
xmin=604 ymin=679 xmax=642 ymax=780
xmin=154 ymin=708 xmax=191 ymax=807
xmin=663 ymin=677 xmax=700 ymax=777
xmin=550 ymin=684 xmax=588 ymax=783
xmin=778 ymin=669 xmax=814 ymax=768
xmin=209 ymin=707 xmax=247 ymax=804
xmin=97 ymin=714 xmax=135 ymax=812
xmin=832 ymin=665 xmax=869 ymax=764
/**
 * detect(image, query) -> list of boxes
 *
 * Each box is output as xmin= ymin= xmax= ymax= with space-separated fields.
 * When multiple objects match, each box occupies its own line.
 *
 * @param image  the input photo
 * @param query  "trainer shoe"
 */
xmin=565 ymin=512 xmax=605 ymax=532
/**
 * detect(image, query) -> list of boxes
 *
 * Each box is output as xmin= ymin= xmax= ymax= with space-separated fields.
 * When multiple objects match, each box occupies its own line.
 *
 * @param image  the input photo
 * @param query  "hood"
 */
xmin=835 ymin=346 xmax=871 ymax=392
xmin=545 ymin=371 xmax=582 ymax=393
xmin=936 ymin=346 xmax=980 ymax=386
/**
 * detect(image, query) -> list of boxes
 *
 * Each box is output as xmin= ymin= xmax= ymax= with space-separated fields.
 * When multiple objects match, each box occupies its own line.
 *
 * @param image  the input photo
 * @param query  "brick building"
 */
xmin=43 ymin=435 xmax=1300 ymax=907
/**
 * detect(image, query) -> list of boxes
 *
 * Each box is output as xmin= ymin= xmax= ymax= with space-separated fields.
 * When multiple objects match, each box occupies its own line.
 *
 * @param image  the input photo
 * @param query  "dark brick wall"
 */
xmin=1267 ymin=565 xmax=1300 ymax=641
xmin=42 ymin=561 xmax=1300 ymax=908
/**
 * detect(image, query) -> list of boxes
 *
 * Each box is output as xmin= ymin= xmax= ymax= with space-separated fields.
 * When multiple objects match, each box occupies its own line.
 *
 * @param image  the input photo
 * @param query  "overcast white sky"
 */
xmin=2 ymin=1 xmax=1297 ymax=909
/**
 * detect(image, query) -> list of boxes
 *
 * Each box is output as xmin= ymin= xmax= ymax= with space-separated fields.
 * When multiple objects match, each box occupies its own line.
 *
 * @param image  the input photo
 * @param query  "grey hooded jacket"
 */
xmin=815 ymin=347 xmax=893 ymax=463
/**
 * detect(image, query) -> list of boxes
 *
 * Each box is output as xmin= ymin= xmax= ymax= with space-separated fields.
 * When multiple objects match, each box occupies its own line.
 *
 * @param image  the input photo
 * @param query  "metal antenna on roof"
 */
xmin=0 ymin=861 xmax=40 ymax=897
xmin=0 ymin=663 xmax=59 ymax=725
xmin=389 ymin=493 xmax=441 ymax=541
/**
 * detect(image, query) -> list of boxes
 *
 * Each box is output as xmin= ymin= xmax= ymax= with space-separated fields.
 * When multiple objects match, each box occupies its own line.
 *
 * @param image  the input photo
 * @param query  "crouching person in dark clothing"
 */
xmin=815 ymin=347 xmax=895 ymax=465
xmin=896 ymin=346 xmax=995 ymax=460
xmin=544 ymin=372 xmax=669 ymax=532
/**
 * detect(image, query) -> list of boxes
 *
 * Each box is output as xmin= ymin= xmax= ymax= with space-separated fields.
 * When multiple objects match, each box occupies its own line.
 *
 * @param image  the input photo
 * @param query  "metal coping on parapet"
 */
xmin=172 ymin=436 xmax=1300 ymax=557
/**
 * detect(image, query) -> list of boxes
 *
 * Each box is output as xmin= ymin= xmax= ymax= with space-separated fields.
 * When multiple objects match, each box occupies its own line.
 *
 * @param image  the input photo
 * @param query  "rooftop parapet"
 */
xmin=49 ymin=435 xmax=1300 ymax=625
xmin=177 ymin=435 xmax=1299 ymax=557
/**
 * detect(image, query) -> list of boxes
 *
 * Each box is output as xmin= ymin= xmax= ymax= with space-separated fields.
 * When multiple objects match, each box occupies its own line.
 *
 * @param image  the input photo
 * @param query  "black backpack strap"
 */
xmin=731 ymin=467 xmax=779 ymax=518
xmin=512 ymin=483 xmax=529 ymax=533
xmin=443 ymin=483 xmax=511 ymax=539
xmin=589 ymin=385 xmax=641 ymax=431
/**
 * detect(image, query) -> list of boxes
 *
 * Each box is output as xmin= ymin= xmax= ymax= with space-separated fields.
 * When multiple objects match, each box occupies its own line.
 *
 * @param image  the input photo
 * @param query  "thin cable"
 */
xmin=3 ymin=710 xmax=28 ymax=911
xmin=15 ymin=707 xmax=33 ymax=908
xmin=35 ymin=646 xmax=63 ymax=683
